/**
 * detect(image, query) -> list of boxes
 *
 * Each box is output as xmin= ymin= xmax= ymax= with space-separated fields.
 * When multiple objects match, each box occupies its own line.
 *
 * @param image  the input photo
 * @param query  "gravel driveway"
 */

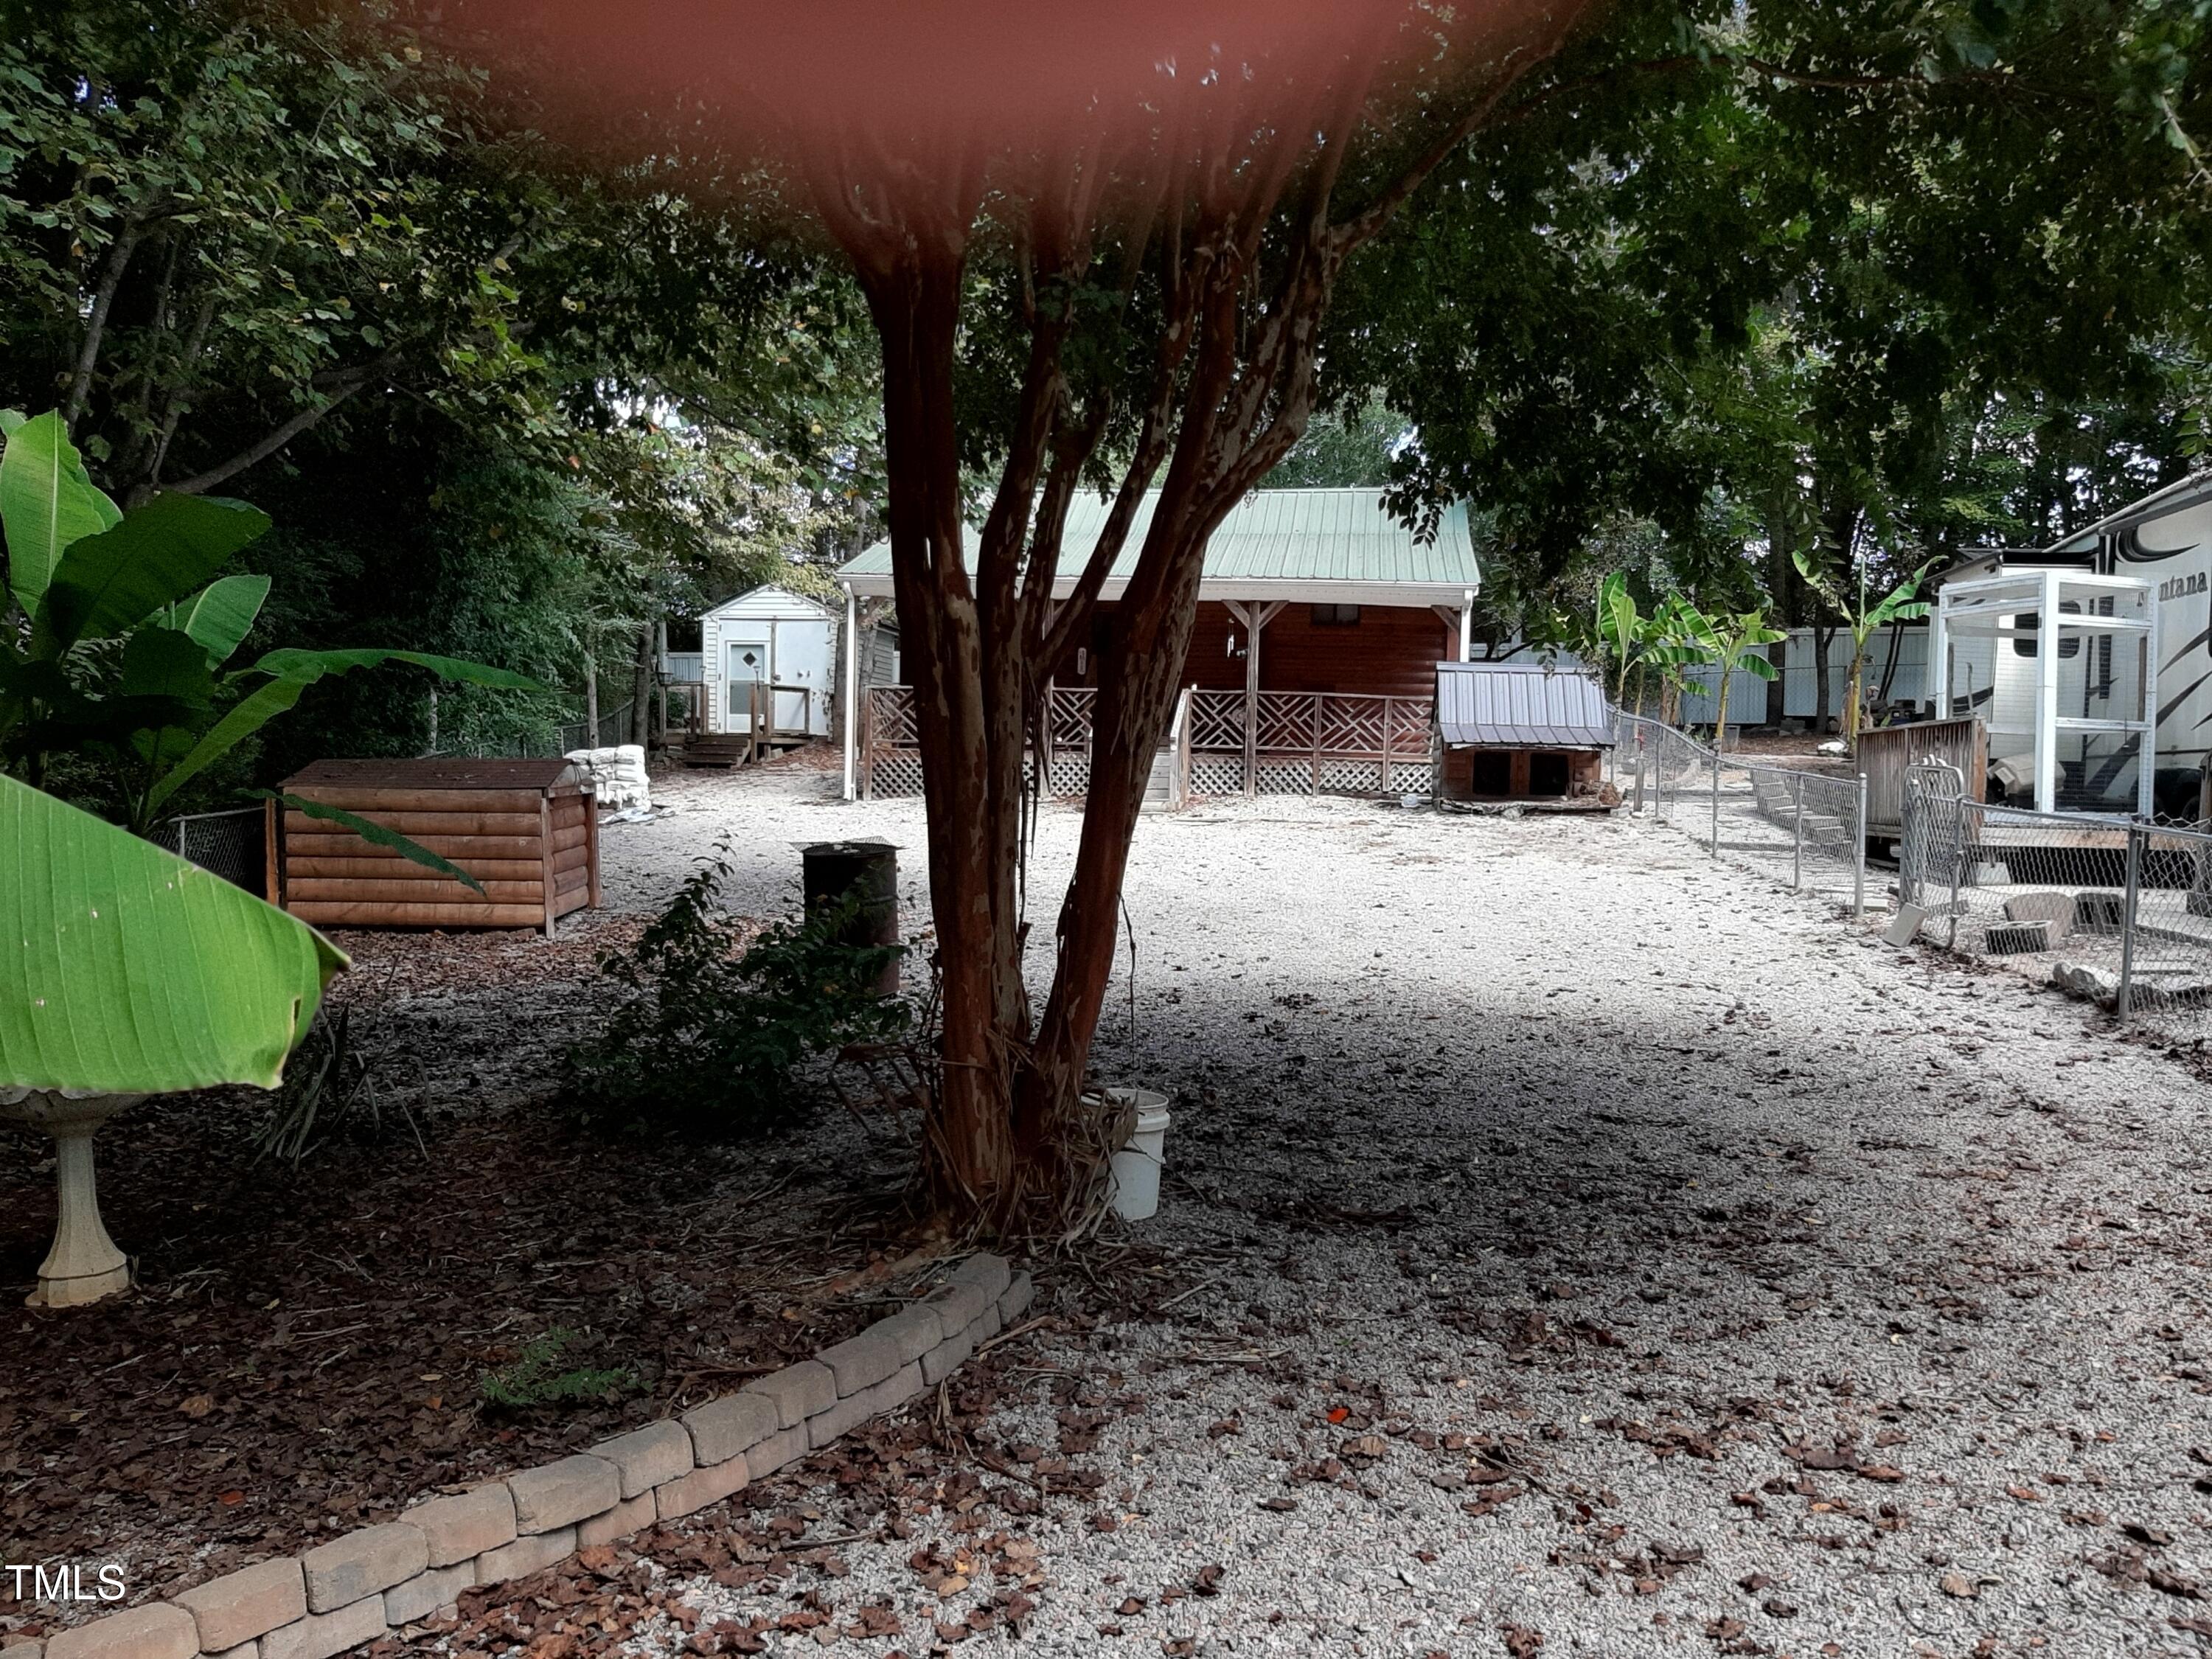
xmin=601 ymin=766 xmax=2212 ymax=1658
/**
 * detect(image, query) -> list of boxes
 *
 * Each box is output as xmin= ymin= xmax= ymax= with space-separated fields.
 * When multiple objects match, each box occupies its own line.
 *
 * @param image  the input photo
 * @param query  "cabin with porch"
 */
xmin=837 ymin=487 xmax=1481 ymax=800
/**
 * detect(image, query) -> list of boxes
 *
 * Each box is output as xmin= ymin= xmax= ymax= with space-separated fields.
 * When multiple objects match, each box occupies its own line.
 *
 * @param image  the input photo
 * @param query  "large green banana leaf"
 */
xmin=33 ymin=492 xmax=272 ymax=656
xmin=0 ymin=411 xmax=120 ymax=616
xmin=0 ymin=775 xmax=347 ymax=1094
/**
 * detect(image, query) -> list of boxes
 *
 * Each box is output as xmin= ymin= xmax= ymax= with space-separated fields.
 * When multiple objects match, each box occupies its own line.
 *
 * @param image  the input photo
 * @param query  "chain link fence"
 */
xmin=150 ymin=806 xmax=266 ymax=897
xmin=555 ymin=700 xmax=637 ymax=757
xmin=1899 ymin=760 xmax=2212 ymax=1021
xmin=1607 ymin=712 xmax=1868 ymax=916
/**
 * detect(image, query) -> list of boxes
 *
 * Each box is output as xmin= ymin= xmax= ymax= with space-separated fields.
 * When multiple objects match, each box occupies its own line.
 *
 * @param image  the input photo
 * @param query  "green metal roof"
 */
xmin=838 ymin=487 xmax=1480 ymax=602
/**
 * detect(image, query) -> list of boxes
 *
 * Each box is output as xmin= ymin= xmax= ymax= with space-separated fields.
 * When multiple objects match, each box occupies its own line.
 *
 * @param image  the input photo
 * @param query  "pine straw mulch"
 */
xmin=0 ymin=919 xmax=939 ymax=1636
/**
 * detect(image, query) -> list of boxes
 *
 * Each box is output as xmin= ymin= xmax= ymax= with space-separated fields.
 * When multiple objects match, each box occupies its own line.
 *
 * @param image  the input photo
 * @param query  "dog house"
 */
xmin=1433 ymin=661 xmax=1615 ymax=801
xmin=269 ymin=758 xmax=599 ymax=934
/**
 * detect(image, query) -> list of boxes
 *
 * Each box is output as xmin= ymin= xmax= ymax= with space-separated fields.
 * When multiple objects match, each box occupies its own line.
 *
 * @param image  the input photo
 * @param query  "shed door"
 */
xmin=726 ymin=633 xmax=771 ymax=730
xmin=771 ymin=621 xmax=828 ymax=734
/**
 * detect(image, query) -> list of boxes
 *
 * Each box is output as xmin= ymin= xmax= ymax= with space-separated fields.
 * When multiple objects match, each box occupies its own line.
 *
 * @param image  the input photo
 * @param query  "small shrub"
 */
xmin=477 ymin=1327 xmax=635 ymax=1409
xmin=565 ymin=838 xmax=910 ymax=1139
xmin=252 ymin=1004 xmax=420 ymax=1165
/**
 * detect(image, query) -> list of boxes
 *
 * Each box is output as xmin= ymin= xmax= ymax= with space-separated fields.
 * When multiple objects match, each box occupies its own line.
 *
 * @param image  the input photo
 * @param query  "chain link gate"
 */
xmin=1899 ymin=757 xmax=1967 ymax=939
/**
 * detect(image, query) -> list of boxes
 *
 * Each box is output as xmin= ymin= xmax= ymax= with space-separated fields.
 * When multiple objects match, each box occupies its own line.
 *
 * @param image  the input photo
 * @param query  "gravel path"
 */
xmin=608 ymin=767 xmax=2212 ymax=1658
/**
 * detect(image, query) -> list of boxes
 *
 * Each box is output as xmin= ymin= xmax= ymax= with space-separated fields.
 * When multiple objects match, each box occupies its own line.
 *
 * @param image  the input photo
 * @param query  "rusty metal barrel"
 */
xmin=801 ymin=840 xmax=900 ymax=994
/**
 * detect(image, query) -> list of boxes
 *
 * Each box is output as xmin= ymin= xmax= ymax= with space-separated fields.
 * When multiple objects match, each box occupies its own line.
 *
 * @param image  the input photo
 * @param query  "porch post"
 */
xmin=1432 ymin=598 xmax=1473 ymax=663
xmin=1244 ymin=603 xmax=1260 ymax=798
xmin=1249 ymin=602 xmax=1284 ymax=796
xmin=841 ymin=584 xmax=859 ymax=802
xmin=2036 ymin=567 xmax=2061 ymax=813
xmin=1225 ymin=599 xmax=1261 ymax=796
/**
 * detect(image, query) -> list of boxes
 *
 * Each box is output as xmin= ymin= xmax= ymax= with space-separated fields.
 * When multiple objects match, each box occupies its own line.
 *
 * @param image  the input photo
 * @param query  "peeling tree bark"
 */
xmin=806 ymin=21 xmax=1582 ymax=1225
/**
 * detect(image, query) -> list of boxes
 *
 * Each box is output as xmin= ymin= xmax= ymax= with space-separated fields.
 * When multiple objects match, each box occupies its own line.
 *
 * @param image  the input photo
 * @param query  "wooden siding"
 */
xmin=1034 ymin=600 xmax=1452 ymax=697
xmin=274 ymin=761 xmax=599 ymax=935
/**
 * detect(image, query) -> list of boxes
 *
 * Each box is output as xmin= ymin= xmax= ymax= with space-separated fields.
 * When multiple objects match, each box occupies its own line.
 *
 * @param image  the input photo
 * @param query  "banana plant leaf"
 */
xmin=145 ymin=650 xmax=547 ymax=820
xmin=261 ymin=790 xmax=487 ymax=896
xmin=170 ymin=574 xmax=274 ymax=665
xmin=0 ymin=411 xmax=120 ymax=616
xmin=33 ymin=492 xmax=272 ymax=657
xmin=0 ymin=775 xmax=347 ymax=1094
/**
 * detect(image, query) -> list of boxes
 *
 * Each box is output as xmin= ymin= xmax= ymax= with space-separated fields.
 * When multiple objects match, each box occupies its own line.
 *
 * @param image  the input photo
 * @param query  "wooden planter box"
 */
xmin=269 ymin=759 xmax=599 ymax=935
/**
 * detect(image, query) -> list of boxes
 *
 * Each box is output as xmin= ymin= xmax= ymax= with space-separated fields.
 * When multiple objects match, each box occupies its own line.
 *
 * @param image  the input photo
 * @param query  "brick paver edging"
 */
xmin=2 ymin=1256 xmax=1032 ymax=1659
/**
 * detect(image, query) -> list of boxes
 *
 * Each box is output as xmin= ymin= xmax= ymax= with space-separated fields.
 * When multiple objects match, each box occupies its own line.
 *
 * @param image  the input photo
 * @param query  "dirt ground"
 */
xmin=8 ymin=757 xmax=2212 ymax=1659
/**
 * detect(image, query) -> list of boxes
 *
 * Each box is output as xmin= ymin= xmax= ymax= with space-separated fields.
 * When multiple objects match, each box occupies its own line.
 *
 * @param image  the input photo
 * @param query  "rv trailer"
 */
xmin=1931 ymin=470 xmax=2212 ymax=819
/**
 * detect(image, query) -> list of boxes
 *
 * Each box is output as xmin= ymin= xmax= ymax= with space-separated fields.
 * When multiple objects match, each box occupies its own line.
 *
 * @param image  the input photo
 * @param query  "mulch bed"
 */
xmin=0 ymin=922 xmax=933 ymax=1634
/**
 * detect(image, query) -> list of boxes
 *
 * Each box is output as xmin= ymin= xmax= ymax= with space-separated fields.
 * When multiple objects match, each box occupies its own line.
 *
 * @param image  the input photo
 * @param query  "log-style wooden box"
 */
xmin=269 ymin=759 xmax=599 ymax=935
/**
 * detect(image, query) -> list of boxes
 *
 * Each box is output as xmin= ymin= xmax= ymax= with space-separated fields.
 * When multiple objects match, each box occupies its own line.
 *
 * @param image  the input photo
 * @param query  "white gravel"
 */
xmin=607 ymin=764 xmax=2212 ymax=1659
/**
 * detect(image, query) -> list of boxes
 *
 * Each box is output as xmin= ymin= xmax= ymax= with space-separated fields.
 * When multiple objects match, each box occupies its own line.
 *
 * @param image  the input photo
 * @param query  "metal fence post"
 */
xmin=1710 ymin=751 xmax=1720 ymax=858
xmin=1854 ymin=773 xmax=1868 ymax=920
xmin=2118 ymin=823 xmax=2143 ymax=1020
xmin=1792 ymin=773 xmax=1804 ymax=891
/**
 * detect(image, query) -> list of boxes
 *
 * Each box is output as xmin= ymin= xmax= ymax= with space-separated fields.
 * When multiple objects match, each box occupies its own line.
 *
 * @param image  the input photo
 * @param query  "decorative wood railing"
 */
xmin=863 ymin=684 xmax=1434 ymax=801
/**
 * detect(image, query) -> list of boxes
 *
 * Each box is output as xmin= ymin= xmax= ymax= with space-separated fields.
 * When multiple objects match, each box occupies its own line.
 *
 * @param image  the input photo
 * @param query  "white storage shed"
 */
xmin=700 ymin=585 xmax=837 ymax=737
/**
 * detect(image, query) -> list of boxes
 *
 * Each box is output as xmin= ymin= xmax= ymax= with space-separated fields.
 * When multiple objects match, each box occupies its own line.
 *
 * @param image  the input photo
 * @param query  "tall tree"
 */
xmin=457 ymin=0 xmax=2211 ymax=1222
xmin=465 ymin=0 xmax=1598 ymax=1219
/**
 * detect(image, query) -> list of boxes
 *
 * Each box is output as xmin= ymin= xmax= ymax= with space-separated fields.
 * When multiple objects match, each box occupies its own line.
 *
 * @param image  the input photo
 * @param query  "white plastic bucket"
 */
xmin=1102 ymin=1087 xmax=1172 ymax=1222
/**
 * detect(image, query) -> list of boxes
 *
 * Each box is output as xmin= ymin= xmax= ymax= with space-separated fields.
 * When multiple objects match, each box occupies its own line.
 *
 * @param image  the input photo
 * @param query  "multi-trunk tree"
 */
xmin=467 ymin=0 xmax=1599 ymax=1219
xmin=460 ymin=0 xmax=2211 ymax=1223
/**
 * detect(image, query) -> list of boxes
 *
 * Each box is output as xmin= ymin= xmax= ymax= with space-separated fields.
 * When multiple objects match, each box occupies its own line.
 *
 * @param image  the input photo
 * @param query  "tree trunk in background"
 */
xmin=1811 ymin=622 xmax=1836 ymax=731
xmin=1766 ymin=487 xmax=1806 ymax=731
xmin=653 ymin=619 xmax=668 ymax=744
xmin=583 ymin=654 xmax=598 ymax=746
xmin=1877 ymin=617 xmax=1906 ymax=705
xmin=631 ymin=621 xmax=653 ymax=745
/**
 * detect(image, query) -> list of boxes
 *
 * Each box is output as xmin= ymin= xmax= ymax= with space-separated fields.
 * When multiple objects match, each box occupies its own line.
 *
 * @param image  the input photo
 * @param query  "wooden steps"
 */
xmin=681 ymin=735 xmax=752 ymax=768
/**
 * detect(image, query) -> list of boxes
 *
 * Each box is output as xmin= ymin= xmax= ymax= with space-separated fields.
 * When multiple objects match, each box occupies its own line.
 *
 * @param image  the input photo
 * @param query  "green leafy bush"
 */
xmin=566 ymin=840 xmax=909 ymax=1139
xmin=477 ymin=1327 xmax=635 ymax=1410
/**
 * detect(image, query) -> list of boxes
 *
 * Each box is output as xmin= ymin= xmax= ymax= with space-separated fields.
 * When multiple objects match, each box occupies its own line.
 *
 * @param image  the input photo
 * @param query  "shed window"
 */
xmin=1311 ymin=604 xmax=1362 ymax=627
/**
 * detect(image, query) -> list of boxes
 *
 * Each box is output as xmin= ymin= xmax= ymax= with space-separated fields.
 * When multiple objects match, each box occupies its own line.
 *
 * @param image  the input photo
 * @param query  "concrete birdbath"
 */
xmin=1 ymin=1088 xmax=142 ymax=1308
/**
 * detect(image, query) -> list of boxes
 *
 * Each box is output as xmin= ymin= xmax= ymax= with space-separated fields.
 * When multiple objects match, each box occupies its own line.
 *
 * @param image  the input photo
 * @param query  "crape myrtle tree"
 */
xmin=464 ymin=0 xmax=1597 ymax=1222
xmin=458 ymin=0 xmax=2205 ymax=1224
xmin=803 ymin=13 xmax=1599 ymax=1222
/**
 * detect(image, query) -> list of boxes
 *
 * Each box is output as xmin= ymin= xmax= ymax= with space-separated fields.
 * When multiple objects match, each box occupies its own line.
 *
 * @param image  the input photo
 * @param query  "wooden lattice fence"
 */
xmin=864 ymin=685 xmax=1433 ymax=801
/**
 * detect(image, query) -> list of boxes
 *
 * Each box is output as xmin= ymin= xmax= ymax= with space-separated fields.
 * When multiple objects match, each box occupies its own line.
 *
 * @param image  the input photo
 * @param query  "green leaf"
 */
xmin=0 ymin=774 xmax=346 ymax=1094
xmin=118 ymin=626 xmax=216 ymax=706
xmin=34 ymin=493 xmax=271 ymax=656
xmin=265 ymin=791 xmax=486 ymax=896
xmin=146 ymin=648 xmax=539 ymax=821
xmin=0 ymin=411 xmax=122 ymax=617
xmin=171 ymin=574 xmax=272 ymax=665
xmin=251 ymin=647 xmax=543 ymax=690
xmin=142 ymin=677 xmax=306 ymax=820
